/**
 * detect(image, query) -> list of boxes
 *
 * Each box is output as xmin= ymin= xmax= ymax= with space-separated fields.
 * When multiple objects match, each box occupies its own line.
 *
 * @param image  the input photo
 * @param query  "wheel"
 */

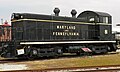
xmin=27 ymin=49 xmax=38 ymax=60
xmin=27 ymin=52 xmax=34 ymax=60
xmin=57 ymin=49 xmax=63 ymax=56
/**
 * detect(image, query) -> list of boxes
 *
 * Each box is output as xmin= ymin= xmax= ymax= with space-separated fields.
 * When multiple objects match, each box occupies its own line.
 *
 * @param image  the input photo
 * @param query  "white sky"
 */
xmin=0 ymin=0 xmax=120 ymax=31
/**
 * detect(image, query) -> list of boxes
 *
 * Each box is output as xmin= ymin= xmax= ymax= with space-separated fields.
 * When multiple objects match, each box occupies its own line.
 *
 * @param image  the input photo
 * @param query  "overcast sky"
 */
xmin=0 ymin=0 xmax=120 ymax=31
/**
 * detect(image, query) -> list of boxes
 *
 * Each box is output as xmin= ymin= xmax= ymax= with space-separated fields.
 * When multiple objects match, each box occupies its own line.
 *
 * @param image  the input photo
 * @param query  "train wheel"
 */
xmin=53 ymin=54 xmax=59 ymax=58
xmin=27 ymin=49 xmax=38 ymax=60
xmin=27 ymin=52 xmax=34 ymax=60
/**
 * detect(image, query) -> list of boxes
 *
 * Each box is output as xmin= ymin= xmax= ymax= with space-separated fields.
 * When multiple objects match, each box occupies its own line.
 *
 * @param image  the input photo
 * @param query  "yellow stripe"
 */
xmin=11 ymin=19 xmax=112 ymax=25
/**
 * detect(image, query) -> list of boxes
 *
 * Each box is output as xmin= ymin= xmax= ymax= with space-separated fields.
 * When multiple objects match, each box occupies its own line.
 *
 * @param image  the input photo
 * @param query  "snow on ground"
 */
xmin=0 ymin=64 xmax=27 ymax=71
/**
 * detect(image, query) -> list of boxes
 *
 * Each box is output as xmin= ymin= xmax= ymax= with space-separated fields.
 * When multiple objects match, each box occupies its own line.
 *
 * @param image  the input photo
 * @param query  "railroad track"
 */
xmin=1 ymin=65 xmax=120 ymax=72
xmin=0 ymin=52 xmax=119 ymax=63
xmin=0 ymin=53 xmax=120 ymax=72
xmin=0 ymin=59 xmax=25 ymax=63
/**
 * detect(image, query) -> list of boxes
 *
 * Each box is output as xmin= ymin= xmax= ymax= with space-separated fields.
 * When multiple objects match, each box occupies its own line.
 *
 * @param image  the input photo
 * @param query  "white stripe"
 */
xmin=20 ymin=41 xmax=116 ymax=45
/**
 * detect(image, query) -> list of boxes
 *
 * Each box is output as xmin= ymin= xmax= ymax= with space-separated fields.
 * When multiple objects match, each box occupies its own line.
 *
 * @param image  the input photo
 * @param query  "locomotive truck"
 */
xmin=0 ymin=8 xmax=117 ymax=59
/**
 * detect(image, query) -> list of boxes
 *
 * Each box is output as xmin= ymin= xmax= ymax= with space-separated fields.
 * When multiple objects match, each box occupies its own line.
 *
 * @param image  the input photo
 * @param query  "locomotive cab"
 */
xmin=77 ymin=11 xmax=112 ymax=24
xmin=77 ymin=11 xmax=113 ymax=41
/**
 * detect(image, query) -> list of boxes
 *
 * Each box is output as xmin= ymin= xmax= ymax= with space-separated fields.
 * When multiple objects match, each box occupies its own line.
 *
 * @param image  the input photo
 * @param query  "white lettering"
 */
xmin=53 ymin=32 xmax=79 ymax=36
xmin=56 ymin=25 xmax=76 ymax=30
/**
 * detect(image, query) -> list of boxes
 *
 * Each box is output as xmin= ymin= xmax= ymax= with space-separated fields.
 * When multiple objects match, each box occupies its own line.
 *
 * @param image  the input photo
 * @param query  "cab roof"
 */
xmin=77 ymin=10 xmax=111 ymax=18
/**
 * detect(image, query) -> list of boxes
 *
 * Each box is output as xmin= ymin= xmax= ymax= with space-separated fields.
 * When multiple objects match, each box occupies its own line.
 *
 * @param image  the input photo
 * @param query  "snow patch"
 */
xmin=0 ymin=64 xmax=27 ymax=71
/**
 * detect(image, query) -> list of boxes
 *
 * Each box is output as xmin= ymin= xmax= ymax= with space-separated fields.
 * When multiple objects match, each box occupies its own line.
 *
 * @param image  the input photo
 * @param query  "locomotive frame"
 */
xmin=0 ymin=9 xmax=117 ymax=59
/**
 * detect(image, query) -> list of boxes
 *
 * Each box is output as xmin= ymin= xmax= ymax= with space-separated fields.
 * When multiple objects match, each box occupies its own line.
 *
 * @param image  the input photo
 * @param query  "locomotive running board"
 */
xmin=20 ymin=41 xmax=116 ymax=45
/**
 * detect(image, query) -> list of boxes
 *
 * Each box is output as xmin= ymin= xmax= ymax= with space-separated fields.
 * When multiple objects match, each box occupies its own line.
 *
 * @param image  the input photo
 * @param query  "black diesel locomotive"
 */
xmin=0 ymin=8 xmax=117 ymax=59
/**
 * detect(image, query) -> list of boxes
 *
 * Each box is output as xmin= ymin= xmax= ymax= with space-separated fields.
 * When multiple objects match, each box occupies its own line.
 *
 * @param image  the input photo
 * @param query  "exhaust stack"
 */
xmin=71 ymin=9 xmax=77 ymax=18
xmin=53 ymin=8 xmax=60 ymax=16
